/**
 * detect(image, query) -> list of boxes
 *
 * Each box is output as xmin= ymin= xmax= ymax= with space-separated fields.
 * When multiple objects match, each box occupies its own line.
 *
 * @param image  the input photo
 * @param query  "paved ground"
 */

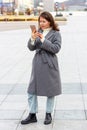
xmin=0 ymin=21 xmax=66 ymax=31
xmin=0 ymin=14 xmax=87 ymax=130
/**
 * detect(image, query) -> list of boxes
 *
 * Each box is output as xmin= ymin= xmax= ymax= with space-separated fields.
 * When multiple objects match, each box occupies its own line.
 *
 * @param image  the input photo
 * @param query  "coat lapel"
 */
xmin=45 ymin=30 xmax=55 ymax=39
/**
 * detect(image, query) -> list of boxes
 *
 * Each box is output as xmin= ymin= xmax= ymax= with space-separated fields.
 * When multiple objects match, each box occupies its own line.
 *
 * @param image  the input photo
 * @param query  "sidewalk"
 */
xmin=0 ymin=14 xmax=67 ymax=21
xmin=0 ymin=15 xmax=87 ymax=130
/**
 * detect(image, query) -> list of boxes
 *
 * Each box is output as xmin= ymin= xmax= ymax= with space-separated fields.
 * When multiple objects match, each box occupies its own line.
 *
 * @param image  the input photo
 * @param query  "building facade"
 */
xmin=33 ymin=0 xmax=54 ymax=11
xmin=0 ymin=0 xmax=54 ymax=14
xmin=43 ymin=0 xmax=54 ymax=12
xmin=33 ymin=0 xmax=43 ymax=8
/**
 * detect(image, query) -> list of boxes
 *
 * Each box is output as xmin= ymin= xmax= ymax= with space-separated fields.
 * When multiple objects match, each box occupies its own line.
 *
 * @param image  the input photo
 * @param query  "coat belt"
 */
xmin=36 ymin=50 xmax=56 ymax=70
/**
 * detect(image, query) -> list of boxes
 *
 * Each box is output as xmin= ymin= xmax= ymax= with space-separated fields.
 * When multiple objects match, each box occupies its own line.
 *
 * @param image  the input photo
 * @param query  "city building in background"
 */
xmin=0 ymin=0 xmax=34 ymax=15
xmin=0 ymin=0 xmax=15 ymax=14
xmin=43 ymin=0 xmax=54 ymax=12
xmin=0 ymin=0 xmax=54 ymax=15
xmin=15 ymin=0 xmax=33 ymax=15
xmin=1 ymin=0 xmax=87 ymax=15
xmin=33 ymin=0 xmax=43 ymax=8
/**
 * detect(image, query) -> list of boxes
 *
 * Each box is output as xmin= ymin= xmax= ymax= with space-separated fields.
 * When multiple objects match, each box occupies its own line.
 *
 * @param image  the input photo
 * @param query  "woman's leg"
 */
xmin=28 ymin=93 xmax=38 ymax=113
xmin=21 ymin=93 xmax=38 ymax=125
xmin=44 ymin=96 xmax=55 ymax=125
xmin=46 ymin=96 xmax=55 ymax=113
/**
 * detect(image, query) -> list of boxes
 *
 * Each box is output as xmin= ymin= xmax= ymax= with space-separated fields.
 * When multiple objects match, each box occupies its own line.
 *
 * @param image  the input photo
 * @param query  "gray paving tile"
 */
xmin=10 ymin=84 xmax=27 ymax=95
xmin=0 ymin=88 xmax=11 ymax=95
xmin=62 ymin=83 xmax=82 ymax=94
xmin=83 ymin=95 xmax=87 ymax=112
xmin=4 ymin=95 xmax=27 ymax=102
xmin=85 ymin=110 xmax=87 ymax=120
xmin=0 ymin=102 xmax=27 ymax=110
xmin=55 ymin=94 xmax=84 ymax=110
xmin=0 ymin=95 xmax=7 ymax=103
xmin=0 ymin=110 xmax=24 ymax=120
xmin=53 ymin=120 xmax=87 ymax=130
xmin=82 ymin=83 xmax=87 ymax=94
xmin=54 ymin=110 xmax=86 ymax=120
xmin=0 ymin=84 xmax=14 ymax=95
xmin=0 ymin=84 xmax=13 ymax=89
xmin=17 ymin=120 xmax=52 ymax=130
xmin=0 ymin=84 xmax=27 ymax=95
xmin=0 ymin=120 xmax=18 ymax=130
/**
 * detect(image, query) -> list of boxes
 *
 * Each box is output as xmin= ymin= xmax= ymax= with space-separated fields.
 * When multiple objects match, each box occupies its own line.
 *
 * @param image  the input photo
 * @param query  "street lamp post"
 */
xmin=12 ymin=0 xmax=15 ymax=14
xmin=55 ymin=2 xmax=59 ymax=16
xmin=1 ymin=0 xmax=3 ymax=14
xmin=37 ymin=2 xmax=43 ymax=15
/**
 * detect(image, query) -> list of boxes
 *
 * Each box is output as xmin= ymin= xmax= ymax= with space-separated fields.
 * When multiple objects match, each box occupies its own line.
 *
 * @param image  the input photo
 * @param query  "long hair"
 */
xmin=38 ymin=11 xmax=60 ymax=31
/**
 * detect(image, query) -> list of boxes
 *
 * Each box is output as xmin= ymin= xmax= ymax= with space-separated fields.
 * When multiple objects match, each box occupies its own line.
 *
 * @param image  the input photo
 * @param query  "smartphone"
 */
xmin=30 ymin=25 xmax=36 ymax=32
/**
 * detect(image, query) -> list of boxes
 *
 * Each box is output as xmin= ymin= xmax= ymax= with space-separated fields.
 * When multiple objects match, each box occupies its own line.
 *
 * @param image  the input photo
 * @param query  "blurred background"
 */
xmin=0 ymin=0 xmax=87 ymax=16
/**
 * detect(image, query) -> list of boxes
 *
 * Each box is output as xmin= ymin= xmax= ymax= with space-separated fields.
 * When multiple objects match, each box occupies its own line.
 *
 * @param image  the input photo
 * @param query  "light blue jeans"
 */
xmin=28 ymin=93 xmax=55 ymax=113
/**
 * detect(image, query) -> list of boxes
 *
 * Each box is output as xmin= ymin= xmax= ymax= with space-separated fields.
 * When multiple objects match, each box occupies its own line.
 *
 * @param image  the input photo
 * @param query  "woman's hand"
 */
xmin=38 ymin=33 xmax=43 ymax=39
xmin=31 ymin=30 xmax=41 ymax=40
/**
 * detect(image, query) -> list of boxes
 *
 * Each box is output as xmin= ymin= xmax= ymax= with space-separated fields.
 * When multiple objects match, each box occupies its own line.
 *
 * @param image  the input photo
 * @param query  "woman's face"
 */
xmin=39 ymin=16 xmax=50 ymax=30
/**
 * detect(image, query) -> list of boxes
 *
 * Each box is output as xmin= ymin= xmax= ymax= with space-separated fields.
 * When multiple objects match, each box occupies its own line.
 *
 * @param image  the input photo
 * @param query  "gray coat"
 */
xmin=27 ymin=29 xmax=62 ymax=97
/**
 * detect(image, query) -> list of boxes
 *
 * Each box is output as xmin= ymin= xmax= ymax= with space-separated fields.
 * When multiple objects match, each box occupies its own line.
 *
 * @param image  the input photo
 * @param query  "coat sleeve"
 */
xmin=27 ymin=39 xmax=36 ymax=51
xmin=40 ymin=31 xmax=62 ymax=54
xmin=27 ymin=37 xmax=42 ymax=51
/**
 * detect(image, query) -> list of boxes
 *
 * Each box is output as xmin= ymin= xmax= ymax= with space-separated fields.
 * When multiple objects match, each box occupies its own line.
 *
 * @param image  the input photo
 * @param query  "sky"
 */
xmin=54 ymin=0 xmax=67 ymax=2
xmin=0 ymin=0 xmax=68 ymax=3
xmin=0 ymin=0 xmax=68 ymax=4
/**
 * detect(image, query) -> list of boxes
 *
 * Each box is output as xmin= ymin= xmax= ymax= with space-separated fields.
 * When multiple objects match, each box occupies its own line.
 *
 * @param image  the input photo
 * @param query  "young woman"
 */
xmin=21 ymin=11 xmax=62 ymax=125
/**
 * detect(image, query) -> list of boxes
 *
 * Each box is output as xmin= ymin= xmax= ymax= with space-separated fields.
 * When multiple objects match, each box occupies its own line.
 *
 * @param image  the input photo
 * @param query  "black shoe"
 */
xmin=44 ymin=113 xmax=52 ymax=125
xmin=21 ymin=113 xmax=37 ymax=125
